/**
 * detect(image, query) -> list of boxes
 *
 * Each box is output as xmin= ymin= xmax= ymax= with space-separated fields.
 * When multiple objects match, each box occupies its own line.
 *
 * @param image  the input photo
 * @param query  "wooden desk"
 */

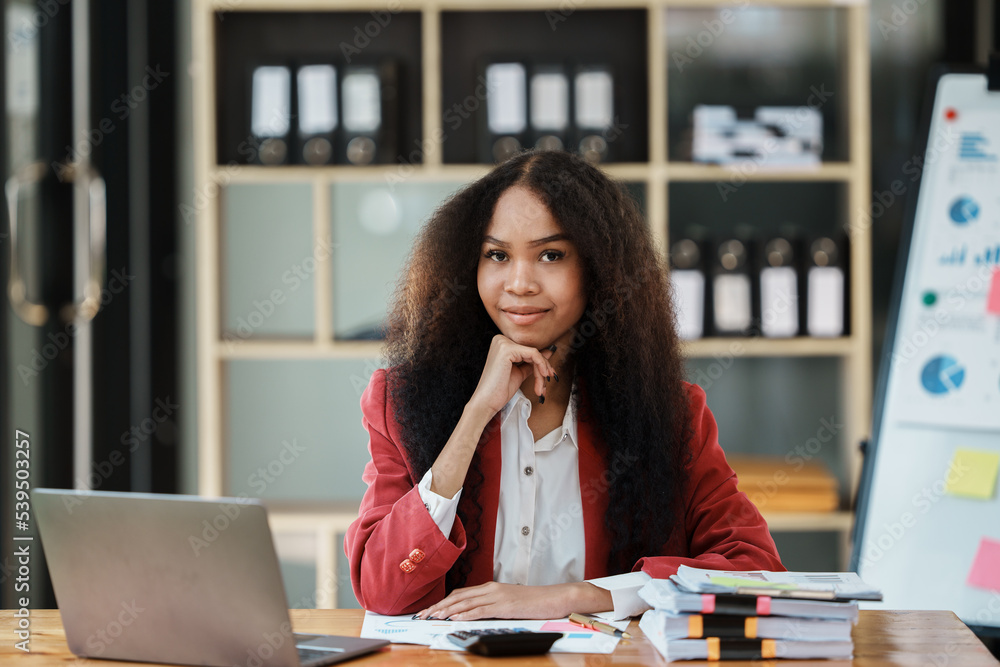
xmin=2 ymin=609 xmax=997 ymax=665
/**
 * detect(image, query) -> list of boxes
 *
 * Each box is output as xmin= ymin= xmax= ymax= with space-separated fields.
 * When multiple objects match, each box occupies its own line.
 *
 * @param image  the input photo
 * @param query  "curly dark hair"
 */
xmin=384 ymin=149 xmax=692 ymax=590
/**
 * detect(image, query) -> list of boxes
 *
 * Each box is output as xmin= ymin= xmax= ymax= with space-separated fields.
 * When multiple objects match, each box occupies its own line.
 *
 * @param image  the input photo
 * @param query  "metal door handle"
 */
xmin=5 ymin=160 xmax=106 ymax=326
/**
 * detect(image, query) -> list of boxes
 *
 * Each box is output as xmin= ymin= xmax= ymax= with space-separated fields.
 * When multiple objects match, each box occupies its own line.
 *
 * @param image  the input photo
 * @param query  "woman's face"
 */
xmin=478 ymin=185 xmax=587 ymax=350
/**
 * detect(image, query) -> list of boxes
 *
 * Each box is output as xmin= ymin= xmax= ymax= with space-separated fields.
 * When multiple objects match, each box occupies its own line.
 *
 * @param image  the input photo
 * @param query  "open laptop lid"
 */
xmin=32 ymin=488 xmax=342 ymax=666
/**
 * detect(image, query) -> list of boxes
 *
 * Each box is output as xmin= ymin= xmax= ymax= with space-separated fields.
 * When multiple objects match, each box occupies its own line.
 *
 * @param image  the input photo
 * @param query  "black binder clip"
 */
xmin=989 ymin=52 xmax=1000 ymax=92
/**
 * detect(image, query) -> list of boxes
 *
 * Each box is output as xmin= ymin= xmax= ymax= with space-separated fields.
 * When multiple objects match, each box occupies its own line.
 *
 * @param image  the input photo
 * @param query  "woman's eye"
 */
xmin=485 ymin=249 xmax=507 ymax=262
xmin=540 ymin=250 xmax=564 ymax=262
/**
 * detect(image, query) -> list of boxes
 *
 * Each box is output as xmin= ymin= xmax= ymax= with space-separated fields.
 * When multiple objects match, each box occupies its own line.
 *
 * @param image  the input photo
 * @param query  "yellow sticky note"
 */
xmin=945 ymin=449 xmax=1000 ymax=500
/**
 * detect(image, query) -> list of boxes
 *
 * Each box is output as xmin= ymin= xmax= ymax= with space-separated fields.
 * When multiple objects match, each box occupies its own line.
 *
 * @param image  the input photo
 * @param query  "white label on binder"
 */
xmin=486 ymin=63 xmax=527 ymax=134
xmin=251 ymin=66 xmax=291 ymax=137
xmin=530 ymin=72 xmax=569 ymax=131
xmin=342 ymin=70 xmax=381 ymax=133
xmin=574 ymin=69 xmax=613 ymax=130
xmin=671 ymin=270 xmax=705 ymax=340
xmin=713 ymin=274 xmax=752 ymax=333
xmin=761 ymin=266 xmax=799 ymax=338
xmin=297 ymin=65 xmax=338 ymax=134
xmin=808 ymin=266 xmax=844 ymax=337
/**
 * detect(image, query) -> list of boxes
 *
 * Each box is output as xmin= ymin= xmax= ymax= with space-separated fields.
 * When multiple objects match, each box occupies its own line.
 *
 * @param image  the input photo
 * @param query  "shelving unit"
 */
xmin=192 ymin=0 xmax=870 ymax=606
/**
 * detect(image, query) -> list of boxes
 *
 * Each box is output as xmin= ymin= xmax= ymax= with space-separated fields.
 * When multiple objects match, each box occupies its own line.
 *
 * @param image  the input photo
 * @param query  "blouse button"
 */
xmin=524 ymin=466 xmax=534 ymax=476
xmin=521 ymin=526 xmax=530 ymax=536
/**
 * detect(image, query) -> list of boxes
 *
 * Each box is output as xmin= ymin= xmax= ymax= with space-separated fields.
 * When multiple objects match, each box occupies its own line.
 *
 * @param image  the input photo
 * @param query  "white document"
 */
xmin=530 ymin=71 xmax=569 ymax=131
xmin=671 ymin=270 xmax=705 ymax=339
xmin=297 ymin=65 xmax=338 ymax=134
xmin=342 ymin=69 xmax=381 ymax=133
xmin=807 ymin=266 xmax=844 ymax=337
xmin=360 ymin=611 xmax=626 ymax=654
xmin=486 ymin=63 xmax=527 ymax=134
xmin=713 ymin=273 xmax=752 ymax=332
xmin=760 ymin=266 xmax=799 ymax=337
xmin=251 ymin=66 xmax=291 ymax=137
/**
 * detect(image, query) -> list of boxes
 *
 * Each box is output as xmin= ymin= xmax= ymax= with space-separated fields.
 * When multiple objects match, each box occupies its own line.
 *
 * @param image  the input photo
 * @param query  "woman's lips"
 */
xmin=502 ymin=309 xmax=549 ymax=326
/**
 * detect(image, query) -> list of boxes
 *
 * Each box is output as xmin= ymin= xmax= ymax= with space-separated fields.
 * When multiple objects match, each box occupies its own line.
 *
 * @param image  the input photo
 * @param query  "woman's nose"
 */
xmin=505 ymin=260 xmax=538 ymax=295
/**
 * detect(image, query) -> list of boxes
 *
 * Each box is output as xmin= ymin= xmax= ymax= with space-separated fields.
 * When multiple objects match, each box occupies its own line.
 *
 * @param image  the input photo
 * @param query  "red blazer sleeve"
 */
xmin=634 ymin=382 xmax=785 ymax=578
xmin=344 ymin=369 xmax=467 ymax=615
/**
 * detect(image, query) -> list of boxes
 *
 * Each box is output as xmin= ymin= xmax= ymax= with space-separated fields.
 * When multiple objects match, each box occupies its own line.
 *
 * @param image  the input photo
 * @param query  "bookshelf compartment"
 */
xmin=222 ymin=183 xmax=316 ymax=340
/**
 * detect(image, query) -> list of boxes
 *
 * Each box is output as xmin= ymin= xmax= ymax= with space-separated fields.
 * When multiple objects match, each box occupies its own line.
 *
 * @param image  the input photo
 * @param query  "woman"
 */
xmin=344 ymin=149 xmax=783 ymax=621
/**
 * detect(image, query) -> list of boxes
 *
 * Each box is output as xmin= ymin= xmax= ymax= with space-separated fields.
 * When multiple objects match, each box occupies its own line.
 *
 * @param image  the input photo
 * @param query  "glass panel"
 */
xmin=330 ymin=181 xmax=467 ymax=340
xmin=222 ymin=183 xmax=315 ymax=340
xmin=225 ymin=359 xmax=383 ymax=501
xmin=273 ymin=531 xmax=318 ymax=609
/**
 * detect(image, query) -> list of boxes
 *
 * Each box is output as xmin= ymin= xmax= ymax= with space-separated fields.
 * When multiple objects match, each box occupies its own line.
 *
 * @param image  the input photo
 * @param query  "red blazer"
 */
xmin=345 ymin=369 xmax=784 ymax=615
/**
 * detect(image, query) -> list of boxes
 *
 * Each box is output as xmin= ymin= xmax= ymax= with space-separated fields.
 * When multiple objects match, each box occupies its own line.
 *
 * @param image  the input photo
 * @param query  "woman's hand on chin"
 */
xmin=413 ymin=581 xmax=613 ymax=621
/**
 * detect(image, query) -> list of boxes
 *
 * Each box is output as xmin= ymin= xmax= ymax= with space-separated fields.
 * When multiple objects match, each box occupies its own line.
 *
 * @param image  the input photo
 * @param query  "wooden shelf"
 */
xmin=761 ymin=510 xmax=854 ymax=532
xmin=208 ymin=0 xmax=867 ymax=12
xmin=681 ymin=336 xmax=857 ymax=358
xmin=667 ymin=161 xmax=855 ymax=183
xmin=214 ymin=163 xmax=653 ymax=185
xmin=218 ymin=340 xmax=384 ymax=359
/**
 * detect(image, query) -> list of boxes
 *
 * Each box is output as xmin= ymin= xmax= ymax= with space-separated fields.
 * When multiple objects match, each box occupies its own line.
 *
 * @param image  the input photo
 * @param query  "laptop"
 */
xmin=32 ymin=488 xmax=388 ymax=666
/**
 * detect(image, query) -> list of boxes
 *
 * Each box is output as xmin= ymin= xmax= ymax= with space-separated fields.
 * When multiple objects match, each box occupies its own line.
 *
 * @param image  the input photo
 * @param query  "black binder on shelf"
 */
xmin=711 ymin=230 xmax=759 ymax=337
xmin=338 ymin=61 xmax=399 ymax=165
xmin=295 ymin=63 xmax=338 ymax=165
xmin=805 ymin=235 xmax=847 ymax=337
xmin=572 ymin=64 xmax=615 ymax=164
xmin=249 ymin=64 xmax=293 ymax=165
xmin=528 ymin=64 xmax=571 ymax=152
xmin=479 ymin=60 xmax=529 ymax=163
xmin=669 ymin=227 xmax=712 ymax=340
xmin=759 ymin=231 xmax=803 ymax=338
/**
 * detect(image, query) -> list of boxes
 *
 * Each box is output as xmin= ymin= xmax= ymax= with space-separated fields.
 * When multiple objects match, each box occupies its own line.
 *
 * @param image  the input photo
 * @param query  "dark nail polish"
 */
xmin=554 ymin=373 xmax=560 ymax=382
xmin=548 ymin=344 xmax=557 ymax=351
xmin=539 ymin=395 xmax=545 ymax=404
xmin=411 ymin=614 xmax=420 ymax=620
xmin=445 ymin=617 xmax=452 ymax=621
xmin=546 ymin=375 xmax=550 ymax=381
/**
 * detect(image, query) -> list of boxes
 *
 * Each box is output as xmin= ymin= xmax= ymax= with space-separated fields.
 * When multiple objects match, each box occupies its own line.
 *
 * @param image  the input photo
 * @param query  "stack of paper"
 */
xmin=637 ymin=566 xmax=881 ymax=662
xmin=727 ymin=455 xmax=839 ymax=513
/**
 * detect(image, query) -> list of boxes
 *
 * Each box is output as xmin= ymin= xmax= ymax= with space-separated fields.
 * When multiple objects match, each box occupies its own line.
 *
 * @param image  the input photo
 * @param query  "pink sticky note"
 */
xmin=967 ymin=537 xmax=1000 ymax=592
xmin=988 ymin=268 xmax=1000 ymax=315
xmin=541 ymin=621 xmax=596 ymax=633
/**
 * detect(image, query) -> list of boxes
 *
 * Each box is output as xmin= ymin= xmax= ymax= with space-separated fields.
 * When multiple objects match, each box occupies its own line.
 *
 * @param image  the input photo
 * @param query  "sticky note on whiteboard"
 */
xmin=988 ymin=268 xmax=1000 ymax=315
xmin=967 ymin=537 xmax=1000 ymax=592
xmin=945 ymin=449 xmax=1000 ymax=500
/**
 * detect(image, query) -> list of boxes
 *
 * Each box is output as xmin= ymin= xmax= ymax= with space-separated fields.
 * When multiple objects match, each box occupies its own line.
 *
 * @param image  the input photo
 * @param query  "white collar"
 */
xmin=499 ymin=382 xmax=578 ymax=451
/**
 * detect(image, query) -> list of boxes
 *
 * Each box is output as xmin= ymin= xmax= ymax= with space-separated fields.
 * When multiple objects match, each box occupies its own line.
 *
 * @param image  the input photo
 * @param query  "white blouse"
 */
xmin=416 ymin=386 xmax=651 ymax=619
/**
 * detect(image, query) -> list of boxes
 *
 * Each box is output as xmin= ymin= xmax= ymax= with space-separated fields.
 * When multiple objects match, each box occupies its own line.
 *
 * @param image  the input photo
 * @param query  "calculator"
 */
xmin=445 ymin=628 xmax=563 ymax=656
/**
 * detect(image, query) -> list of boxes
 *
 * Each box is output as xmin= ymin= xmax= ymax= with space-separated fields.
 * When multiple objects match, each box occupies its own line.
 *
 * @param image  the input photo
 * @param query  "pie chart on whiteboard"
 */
xmin=920 ymin=355 xmax=966 ymax=395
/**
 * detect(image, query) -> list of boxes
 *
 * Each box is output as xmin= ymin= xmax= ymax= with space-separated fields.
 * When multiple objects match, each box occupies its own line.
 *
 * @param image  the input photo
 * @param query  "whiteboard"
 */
xmin=853 ymin=73 xmax=1000 ymax=630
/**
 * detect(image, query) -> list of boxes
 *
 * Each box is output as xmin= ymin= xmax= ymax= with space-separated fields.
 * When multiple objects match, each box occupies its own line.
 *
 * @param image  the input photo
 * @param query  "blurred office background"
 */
xmin=0 ymin=0 xmax=993 ymax=628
